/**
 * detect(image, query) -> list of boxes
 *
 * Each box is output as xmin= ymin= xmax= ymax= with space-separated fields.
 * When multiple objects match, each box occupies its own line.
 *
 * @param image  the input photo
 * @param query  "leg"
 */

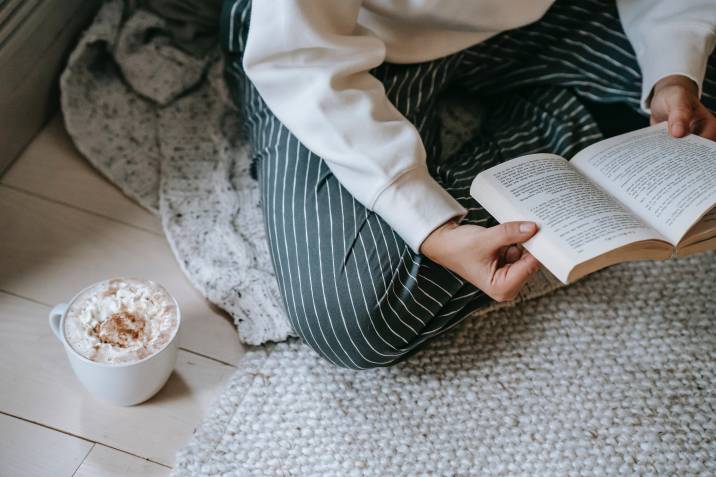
xmin=221 ymin=0 xmax=493 ymax=369
xmin=220 ymin=0 xmax=716 ymax=369
xmin=456 ymin=0 xmax=643 ymax=111
xmin=455 ymin=0 xmax=716 ymax=143
xmin=227 ymin=62 xmax=486 ymax=369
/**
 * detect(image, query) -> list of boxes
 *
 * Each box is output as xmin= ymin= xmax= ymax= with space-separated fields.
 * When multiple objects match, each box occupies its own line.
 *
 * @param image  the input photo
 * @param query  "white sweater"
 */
xmin=242 ymin=0 xmax=716 ymax=252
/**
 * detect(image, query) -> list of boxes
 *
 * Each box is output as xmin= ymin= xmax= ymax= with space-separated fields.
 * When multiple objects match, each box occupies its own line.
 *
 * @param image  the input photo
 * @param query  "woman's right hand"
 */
xmin=420 ymin=219 xmax=541 ymax=302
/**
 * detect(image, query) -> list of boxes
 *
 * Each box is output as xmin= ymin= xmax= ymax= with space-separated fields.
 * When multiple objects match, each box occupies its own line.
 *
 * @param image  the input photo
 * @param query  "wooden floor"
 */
xmin=0 ymin=116 xmax=247 ymax=476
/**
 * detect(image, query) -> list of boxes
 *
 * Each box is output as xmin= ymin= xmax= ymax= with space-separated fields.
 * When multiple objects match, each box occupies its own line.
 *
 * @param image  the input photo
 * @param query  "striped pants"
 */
xmin=221 ymin=0 xmax=716 ymax=369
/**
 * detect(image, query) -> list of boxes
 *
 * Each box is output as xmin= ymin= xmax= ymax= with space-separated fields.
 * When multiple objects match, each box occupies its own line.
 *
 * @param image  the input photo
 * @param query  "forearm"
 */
xmin=617 ymin=0 xmax=716 ymax=111
xmin=244 ymin=0 xmax=465 ymax=252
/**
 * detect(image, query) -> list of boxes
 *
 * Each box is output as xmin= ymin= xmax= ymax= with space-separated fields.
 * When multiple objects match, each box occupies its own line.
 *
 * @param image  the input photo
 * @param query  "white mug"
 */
xmin=48 ymin=278 xmax=181 ymax=406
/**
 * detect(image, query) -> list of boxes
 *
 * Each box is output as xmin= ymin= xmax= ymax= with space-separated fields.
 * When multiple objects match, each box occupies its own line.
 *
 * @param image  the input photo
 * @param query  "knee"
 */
xmin=288 ymin=302 xmax=409 ymax=371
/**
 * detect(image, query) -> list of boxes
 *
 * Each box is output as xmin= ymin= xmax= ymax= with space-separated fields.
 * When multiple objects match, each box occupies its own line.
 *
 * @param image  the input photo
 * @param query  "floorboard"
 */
xmin=1 ymin=115 xmax=163 ymax=235
xmin=0 ymin=112 xmax=252 ymax=474
xmin=73 ymin=445 xmax=170 ymax=477
xmin=0 ymin=292 xmax=235 ymax=466
xmin=0 ymin=185 xmax=244 ymax=365
xmin=0 ymin=413 xmax=93 ymax=477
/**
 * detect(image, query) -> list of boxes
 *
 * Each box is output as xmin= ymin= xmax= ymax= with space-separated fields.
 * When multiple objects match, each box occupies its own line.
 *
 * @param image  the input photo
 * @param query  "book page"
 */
xmin=692 ymin=207 xmax=716 ymax=233
xmin=471 ymin=154 xmax=665 ymax=283
xmin=680 ymin=207 xmax=716 ymax=247
xmin=571 ymin=123 xmax=716 ymax=245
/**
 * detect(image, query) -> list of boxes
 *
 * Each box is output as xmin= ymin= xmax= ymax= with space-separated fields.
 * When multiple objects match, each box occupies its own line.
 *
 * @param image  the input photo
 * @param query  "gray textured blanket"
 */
xmin=60 ymin=0 xmax=560 ymax=345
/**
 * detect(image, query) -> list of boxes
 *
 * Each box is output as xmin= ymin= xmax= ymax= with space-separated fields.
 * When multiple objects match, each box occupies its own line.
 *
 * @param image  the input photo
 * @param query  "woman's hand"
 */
xmin=650 ymin=75 xmax=716 ymax=140
xmin=420 ymin=219 xmax=541 ymax=302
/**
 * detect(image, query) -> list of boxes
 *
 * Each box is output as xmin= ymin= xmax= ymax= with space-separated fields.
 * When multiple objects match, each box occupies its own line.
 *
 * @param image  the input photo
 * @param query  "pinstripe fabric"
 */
xmin=221 ymin=0 xmax=716 ymax=369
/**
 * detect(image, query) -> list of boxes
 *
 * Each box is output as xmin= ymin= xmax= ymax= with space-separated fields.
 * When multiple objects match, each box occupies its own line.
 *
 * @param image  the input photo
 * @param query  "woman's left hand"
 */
xmin=650 ymin=74 xmax=716 ymax=140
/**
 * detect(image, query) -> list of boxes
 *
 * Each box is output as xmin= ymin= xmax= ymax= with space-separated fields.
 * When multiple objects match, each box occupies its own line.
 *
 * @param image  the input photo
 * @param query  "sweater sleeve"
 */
xmin=242 ymin=0 xmax=466 ymax=253
xmin=617 ymin=0 xmax=716 ymax=112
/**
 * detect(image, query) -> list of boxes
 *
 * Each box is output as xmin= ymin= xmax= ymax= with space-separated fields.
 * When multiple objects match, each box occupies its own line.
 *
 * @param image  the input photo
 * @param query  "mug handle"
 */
xmin=49 ymin=304 xmax=68 ymax=342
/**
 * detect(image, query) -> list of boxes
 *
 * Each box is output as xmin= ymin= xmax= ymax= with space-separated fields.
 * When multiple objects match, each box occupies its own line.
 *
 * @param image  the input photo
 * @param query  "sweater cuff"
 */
xmin=372 ymin=167 xmax=467 ymax=253
xmin=638 ymin=28 xmax=714 ymax=113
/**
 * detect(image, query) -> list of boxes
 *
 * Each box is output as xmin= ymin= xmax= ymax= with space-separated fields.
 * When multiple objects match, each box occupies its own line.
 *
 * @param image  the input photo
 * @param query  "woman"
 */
xmin=221 ymin=0 xmax=716 ymax=369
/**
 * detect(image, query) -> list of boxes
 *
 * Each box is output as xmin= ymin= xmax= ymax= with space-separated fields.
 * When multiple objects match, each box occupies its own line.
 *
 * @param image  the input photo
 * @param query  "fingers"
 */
xmin=651 ymin=77 xmax=703 ymax=138
xmin=691 ymin=107 xmax=716 ymax=141
xmin=483 ymin=221 xmax=538 ymax=249
xmin=504 ymin=245 xmax=522 ymax=264
xmin=490 ymin=251 xmax=540 ymax=301
xmin=663 ymin=90 xmax=697 ymax=138
xmin=496 ymin=244 xmax=522 ymax=268
xmin=700 ymin=119 xmax=716 ymax=141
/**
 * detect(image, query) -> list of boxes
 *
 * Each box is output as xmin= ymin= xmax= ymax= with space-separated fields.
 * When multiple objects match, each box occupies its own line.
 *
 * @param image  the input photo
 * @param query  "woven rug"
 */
xmin=171 ymin=251 xmax=716 ymax=476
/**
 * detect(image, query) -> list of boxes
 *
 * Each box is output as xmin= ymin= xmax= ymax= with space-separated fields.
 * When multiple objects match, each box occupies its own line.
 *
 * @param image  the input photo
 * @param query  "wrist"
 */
xmin=420 ymin=218 xmax=460 ymax=259
xmin=653 ymin=75 xmax=698 ymax=97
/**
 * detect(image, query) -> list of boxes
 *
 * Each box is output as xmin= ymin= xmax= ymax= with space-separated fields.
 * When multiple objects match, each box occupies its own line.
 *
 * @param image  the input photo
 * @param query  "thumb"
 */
xmin=483 ymin=221 xmax=538 ymax=249
xmin=666 ymin=96 xmax=695 ymax=138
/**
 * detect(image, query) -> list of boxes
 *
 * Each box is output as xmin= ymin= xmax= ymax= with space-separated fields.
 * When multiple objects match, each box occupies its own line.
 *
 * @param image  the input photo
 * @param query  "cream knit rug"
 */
xmin=172 ymin=251 xmax=716 ymax=476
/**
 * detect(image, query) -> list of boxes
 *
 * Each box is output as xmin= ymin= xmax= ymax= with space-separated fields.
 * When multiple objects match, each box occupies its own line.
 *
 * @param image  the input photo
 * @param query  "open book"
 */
xmin=470 ymin=123 xmax=716 ymax=284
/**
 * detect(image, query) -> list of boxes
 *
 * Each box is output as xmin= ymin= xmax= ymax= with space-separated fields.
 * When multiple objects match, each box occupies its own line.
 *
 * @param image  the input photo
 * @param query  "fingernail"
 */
xmin=520 ymin=222 xmax=536 ymax=233
xmin=671 ymin=123 xmax=686 ymax=136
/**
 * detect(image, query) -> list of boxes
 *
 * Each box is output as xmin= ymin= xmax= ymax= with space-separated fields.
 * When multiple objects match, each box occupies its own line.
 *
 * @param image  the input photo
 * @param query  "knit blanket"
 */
xmin=60 ymin=0 xmax=562 ymax=345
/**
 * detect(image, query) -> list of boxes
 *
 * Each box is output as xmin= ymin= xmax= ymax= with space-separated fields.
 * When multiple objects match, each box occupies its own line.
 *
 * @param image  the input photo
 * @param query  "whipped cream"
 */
xmin=63 ymin=278 xmax=178 ymax=364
